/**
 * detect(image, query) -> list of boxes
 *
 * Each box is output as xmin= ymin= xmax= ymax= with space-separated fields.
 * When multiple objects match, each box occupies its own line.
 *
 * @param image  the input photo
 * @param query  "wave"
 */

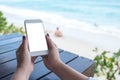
xmin=0 ymin=0 xmax=47 ymax=3
xmin=0 ymin=5 xmax=120 ymax=38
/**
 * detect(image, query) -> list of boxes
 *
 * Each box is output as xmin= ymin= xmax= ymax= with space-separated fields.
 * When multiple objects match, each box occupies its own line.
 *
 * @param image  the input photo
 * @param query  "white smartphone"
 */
xmin=24 ymin=19 xmax=48 ymax=56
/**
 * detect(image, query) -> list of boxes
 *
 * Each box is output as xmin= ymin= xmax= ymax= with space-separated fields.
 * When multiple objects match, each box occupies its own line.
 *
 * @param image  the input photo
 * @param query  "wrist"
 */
xmin=16 ymin=67 xmax=32 ymax=79
xmin=50 ymin=61 xmax=65 ymax=72
xmin=17 ymin=65 xmax=34 ymax=74
xmin=12 ymin=68 xmax=31 ymax=80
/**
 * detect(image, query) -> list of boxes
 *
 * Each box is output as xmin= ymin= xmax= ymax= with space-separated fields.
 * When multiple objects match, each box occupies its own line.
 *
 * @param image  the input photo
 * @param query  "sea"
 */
xmin=0 ymin=0 xmax=120 ymax=33
xmin=0 ymin=0 xmax=120 ymax=51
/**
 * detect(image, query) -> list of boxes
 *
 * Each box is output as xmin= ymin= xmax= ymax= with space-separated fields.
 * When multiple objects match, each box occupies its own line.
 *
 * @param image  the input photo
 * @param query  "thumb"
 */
xmin=46 ymin=33 xmax=54 ymax=49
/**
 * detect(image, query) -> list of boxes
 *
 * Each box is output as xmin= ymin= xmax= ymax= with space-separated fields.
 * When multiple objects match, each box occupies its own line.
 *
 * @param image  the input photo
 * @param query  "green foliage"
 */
xmin=94 ymin=48 xmax=120 ymax=80
xmin=0 ymin=11 xmax=25 ymax=35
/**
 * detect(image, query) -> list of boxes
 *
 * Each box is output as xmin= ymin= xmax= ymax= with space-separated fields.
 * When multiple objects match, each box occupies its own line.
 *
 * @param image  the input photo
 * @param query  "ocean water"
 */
xmin=0 ymin=0 xmax=120 ymax=37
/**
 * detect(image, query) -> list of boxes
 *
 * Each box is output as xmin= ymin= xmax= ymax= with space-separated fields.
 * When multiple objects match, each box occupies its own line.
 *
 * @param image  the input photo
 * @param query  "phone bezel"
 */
xmin=24 ymin=19 xmax=48 ymax=56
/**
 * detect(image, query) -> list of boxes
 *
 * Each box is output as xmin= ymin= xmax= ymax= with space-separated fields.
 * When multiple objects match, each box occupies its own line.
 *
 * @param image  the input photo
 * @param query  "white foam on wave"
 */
xmin=0 ymin=5 xmax=120 ymax=38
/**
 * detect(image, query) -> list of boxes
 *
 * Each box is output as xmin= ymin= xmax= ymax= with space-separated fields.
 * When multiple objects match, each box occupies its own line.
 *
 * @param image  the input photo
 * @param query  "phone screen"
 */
xmin=25 ymin=21 xmax=48 ymax=53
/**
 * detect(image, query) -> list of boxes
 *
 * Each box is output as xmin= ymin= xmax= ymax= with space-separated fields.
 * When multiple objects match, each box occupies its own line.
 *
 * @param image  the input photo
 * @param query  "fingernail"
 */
xmin=23 ymin=36 xmax=25 ymax=39
xmin=47 ymin=33 xmax=49 ymax=37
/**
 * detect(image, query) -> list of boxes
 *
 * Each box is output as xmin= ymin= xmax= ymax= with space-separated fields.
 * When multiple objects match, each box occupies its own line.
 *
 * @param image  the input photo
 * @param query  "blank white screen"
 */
xmin=26 ymin=23 xmax=48 ymax=52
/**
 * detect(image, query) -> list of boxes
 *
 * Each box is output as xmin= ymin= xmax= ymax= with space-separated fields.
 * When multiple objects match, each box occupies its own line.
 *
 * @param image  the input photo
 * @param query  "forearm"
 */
xmin=51 ymin=62 xmax=89 ymax=80
xmin=12 ymin=68 xmax=30 ymax=80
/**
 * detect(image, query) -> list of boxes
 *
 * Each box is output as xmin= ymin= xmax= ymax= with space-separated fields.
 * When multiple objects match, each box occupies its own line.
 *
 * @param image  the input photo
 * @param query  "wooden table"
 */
xmin=0 ymin=33 xmax=95 ymax=80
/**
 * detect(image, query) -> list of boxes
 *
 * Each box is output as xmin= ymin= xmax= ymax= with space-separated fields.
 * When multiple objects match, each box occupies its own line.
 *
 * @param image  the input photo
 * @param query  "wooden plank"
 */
xmin=0 ymin=50 xmax=16 ymax=64
xmin=40 ymin=57 xmax=95 ymax=80
xmin=60 ymin=51 xmax=78 ymax=63
xmin=0 ymin=50 xmax=44 ymax=65
xmin=0 ymin=49 xmax=64 ymax=79
xmin=0 ymin=33 xmax=22 ymax=41
xmin=0 ymin=75 xmax=12 ymax=80
xmin=0 ymin=48 xmax=63 ymax=64
xmin=0 ymin=33 xmax=63 ymax=54
xmin=0 ymin=51 xmax=94 ymax=80
xmin=0 ymin=37 xmax=63 ymax=55
xmin=58 ymin=48 xmax=64 ymax=53
xmin=40 ymin=72 xmax=60 ymax=80
xmin=0 ymin=49 xmax=63 ymax=80
xmin=0 ymin=41 xmax=22 ymax=54
xmin=82 ymin=64 xmax=95 ymax=77
xmin=1 ymin=59 xmax=53 ymax=80
xmin=30 ymin=61 xmax=50 ymax=80
xmin=67 ymin=57 xmax=95 ymax=74
xmin=0 ymin=57 xmax=43 ymax=79
xmin=0 ymin=60 xmax=17 ymax=79
xmin=0 ymin=34 xmax=22 ymax=54
xmin=0 ymin=37 xmax=22 ymax=46
xmin=30 ymin=51 xmax=78 ymax=80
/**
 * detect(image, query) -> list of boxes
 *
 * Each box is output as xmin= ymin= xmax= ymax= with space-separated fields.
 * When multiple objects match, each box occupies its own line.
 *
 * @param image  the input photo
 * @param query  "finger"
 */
xmin=46 ymin=33 xmax=55 ymax=49
xmin=22 ymin=36 xmax=28 ymax=51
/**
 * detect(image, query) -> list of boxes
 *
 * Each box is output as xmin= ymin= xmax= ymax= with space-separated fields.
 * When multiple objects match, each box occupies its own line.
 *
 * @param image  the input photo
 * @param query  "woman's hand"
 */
xmin=42 ymin=34 xmax=62 ymax=71
xmin=12 ymin=36 xmax=37 ymax=80
xmin=16 ymin=36 xmax=36 ymax=74
xmin=42 ymin=34 xmax=88 ymax=80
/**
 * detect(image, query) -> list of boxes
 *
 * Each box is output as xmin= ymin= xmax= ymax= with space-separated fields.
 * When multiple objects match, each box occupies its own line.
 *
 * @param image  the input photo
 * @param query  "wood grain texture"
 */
xmin=0 ymin=33 xmax=21 ymax=41
xmin=40 ymin=56 xmax=95 ymax=80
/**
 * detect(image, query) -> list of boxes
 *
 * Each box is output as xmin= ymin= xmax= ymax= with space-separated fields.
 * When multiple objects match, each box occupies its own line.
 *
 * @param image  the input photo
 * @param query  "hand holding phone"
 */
xmin=24 ymin=19 xmax=48 ymax=56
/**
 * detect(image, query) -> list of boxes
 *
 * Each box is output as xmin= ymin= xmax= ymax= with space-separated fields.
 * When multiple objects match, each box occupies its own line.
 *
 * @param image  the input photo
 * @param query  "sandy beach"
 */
xmin=47 ymin=30 xmax=120 ymax=60
xmin=51 ymin=33 xmax=100 ymax=59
